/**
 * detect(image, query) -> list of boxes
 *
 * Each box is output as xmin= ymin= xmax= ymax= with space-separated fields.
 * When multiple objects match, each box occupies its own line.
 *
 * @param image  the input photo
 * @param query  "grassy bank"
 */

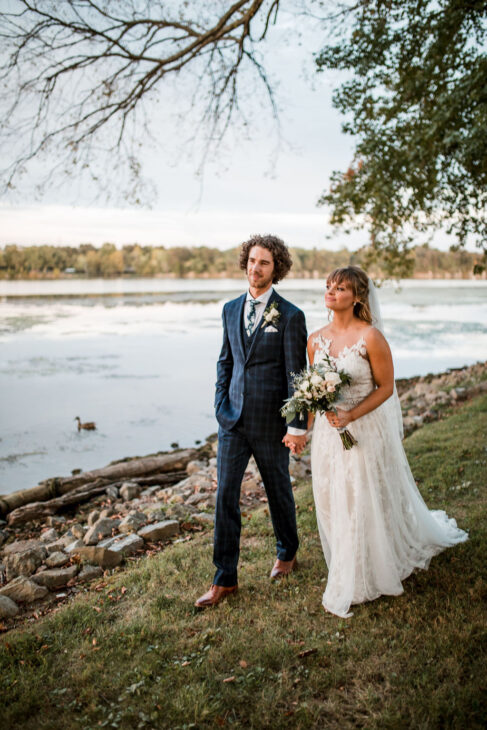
xmin=1 ymin=395 xmax=486 ymax=729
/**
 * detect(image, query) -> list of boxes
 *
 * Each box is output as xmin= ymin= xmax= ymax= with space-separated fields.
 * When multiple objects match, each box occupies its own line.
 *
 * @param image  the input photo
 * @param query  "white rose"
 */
xmin=324 ymin=371 xmax=341 ymax=386
xmin=327 ymin=384 xmax=336 ymax=392
xmin=310 ymin=374 xmax=323 ymax=387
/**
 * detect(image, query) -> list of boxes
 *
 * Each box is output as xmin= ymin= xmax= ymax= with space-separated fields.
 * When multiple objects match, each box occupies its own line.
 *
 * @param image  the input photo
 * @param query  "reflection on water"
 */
xmin=1 ymin=278 xmax=486 ymax=495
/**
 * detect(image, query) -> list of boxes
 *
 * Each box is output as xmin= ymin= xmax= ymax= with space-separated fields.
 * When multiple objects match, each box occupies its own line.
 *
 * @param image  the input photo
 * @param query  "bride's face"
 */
xmin=325 ymin=279 xmax=355 ymax=312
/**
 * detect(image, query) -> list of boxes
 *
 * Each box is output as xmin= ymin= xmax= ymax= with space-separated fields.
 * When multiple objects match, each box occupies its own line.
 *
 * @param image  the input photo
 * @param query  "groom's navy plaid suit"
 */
xmin=213 ymin=289 xmax=307 ymax=586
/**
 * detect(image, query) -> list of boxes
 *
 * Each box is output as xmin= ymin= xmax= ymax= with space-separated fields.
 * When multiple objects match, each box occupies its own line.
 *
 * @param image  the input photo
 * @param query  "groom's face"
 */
xmin=247 ymin=245 xmax=275 ymax=293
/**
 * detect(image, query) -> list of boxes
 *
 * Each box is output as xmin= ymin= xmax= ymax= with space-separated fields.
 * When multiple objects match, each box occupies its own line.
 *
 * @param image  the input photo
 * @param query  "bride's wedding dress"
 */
xmin=311 ymin=334 xmax=468 ymax=618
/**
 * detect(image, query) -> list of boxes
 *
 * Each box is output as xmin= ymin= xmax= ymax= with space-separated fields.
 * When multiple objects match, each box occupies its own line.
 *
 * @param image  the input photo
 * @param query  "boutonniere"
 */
xmin=261 ymin=301 xmax=280 ymax=328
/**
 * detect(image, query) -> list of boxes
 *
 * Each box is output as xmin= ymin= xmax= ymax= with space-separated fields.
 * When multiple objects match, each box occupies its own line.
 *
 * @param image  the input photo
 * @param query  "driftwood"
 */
xmin=0 ymin=450 xmax=197 ymax=518
xmin=131 ymin=471 xmax=188 ymax=486
xmin=7 ymin=480 xmax=111 ymax=526
xmin=6 ymin=468 xmax=194 ymax=527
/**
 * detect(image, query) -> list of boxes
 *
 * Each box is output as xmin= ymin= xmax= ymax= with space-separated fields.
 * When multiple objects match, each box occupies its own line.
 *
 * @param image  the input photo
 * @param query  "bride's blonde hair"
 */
xmin=326 ymin=266 xmax=373 ymax=325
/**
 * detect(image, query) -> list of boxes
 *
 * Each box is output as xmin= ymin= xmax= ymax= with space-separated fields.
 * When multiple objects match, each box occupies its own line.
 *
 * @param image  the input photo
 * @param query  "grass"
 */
xmin=1 ymin=395 xmax=486 ymax=729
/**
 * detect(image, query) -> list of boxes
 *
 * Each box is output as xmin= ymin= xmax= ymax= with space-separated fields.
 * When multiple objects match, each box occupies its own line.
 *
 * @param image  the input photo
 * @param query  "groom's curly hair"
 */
xmin=239 ymin=234 xmax=293 ymax=284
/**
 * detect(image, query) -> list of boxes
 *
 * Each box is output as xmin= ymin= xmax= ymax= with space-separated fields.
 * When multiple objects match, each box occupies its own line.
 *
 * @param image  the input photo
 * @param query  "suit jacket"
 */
xmin=215 ymin=289 xmax=307 ymax=436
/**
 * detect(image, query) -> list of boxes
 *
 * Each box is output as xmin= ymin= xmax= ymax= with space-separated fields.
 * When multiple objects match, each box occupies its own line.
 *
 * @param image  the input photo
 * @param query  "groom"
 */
xmin=195 ymin=234 xmax=308 ymax=608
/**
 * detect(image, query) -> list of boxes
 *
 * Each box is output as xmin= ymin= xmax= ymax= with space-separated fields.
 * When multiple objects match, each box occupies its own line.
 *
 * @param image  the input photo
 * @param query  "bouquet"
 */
xmin=281 ymin=353 xmax=358 ymax=450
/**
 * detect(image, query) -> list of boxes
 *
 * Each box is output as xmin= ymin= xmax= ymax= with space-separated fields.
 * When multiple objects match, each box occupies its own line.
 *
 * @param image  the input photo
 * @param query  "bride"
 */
xmin=308 ymin=266 xmax=468 ymax=618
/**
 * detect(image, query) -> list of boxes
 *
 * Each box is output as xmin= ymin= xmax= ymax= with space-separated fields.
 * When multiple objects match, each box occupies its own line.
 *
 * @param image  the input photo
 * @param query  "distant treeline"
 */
xmin=0 ymin=242 xmax=481 ymax=279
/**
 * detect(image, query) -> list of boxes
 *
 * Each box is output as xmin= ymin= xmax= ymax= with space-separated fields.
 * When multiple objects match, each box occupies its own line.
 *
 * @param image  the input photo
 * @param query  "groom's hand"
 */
xmin=283 ymin=433 xmax=307 ymax=455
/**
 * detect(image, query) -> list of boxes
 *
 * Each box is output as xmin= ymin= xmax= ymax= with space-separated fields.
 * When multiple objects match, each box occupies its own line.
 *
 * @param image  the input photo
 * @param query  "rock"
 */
xmin=141 ymin=501 xmax=166 ymax=515
xmin=45 ymin=551 xmax=70 ymax=569
xmin=0 ymin=529 xmax=7 ymax=547
xmin=45 ymin=539 xmax=69 ymax=554
xmin=99 ymin=507 xmax=116 ymax=519
xmin=40 ymin=527 xmax=58 ymax=543
xmin=147 ymin=510 xmax=167 ymax=523
xmin=106 ymin=485 xmax=119 ymax=500
xmin=96 ymin=536 xmax=119 ymax=549
xmin=166 ymin=503 xmax=196 ymax=520
xmin=32 ymin=564 xmax=79 ymax=589
xmin=289 ymin=459 xmax=309 ymax=480
xmin=87 ymin=510 xmax=100 ymax=527
xmin=168 ymin=494 xmax=184 ymax=504
xmin=77 ymin=547 xmax=122 ymax=569
xmin=83 ymin=518 xmax=120 ymax=546
xmin=241 ymin=478 xmax=260 ymax=494
xmin=77 ymin=565 xmax=103 ymax=583
xmin=185 ymin=492 xmax=209 ymax=506
xmin=71 ymin=523 xmax=86 ymax=539
xmin=119 ymin=511 xmax=147 ymax=533
xmin=186 ymin=459 xmax=208 ymax=475
xmin=0 ymin=594 xmax=19 ymax=618
xmin=46 ymin=515 xmax=66 ymax=527
xmin=138 ymin=520 xmax=180 ymax=543
xmin=0 ymin=576 xmax=49 ymax=603
xmin=5 ymin=546 xmax=48 ymax=581
xmin=155 ymin=486 xmax=173 ymax=500
xmin=65 ymin=539 xmax=85 ymax=554
xmin=199 ymin=494 xmax=217 ymax=509
xmin=107 ymin=534 xmax=144 ymax=557
xmin=140 ymin=486 xmax=160 ymax=497
xmin=192 ymin=512 xmax=215 ymax=524
xmin=173 ymin=473 xmax=213 ymax=494
xmin=120 ymin=482 xmax=141 ymax=501
xmin=3 ymin=538 xmax=44 ymax=555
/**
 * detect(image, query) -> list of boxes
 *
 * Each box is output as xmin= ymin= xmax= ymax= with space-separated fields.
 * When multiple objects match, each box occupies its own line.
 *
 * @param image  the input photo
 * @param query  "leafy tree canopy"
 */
xmin=1 ymin=1 xmax=486 ymax=275
xmin=316 ymin=0 xmax=487 ymax=274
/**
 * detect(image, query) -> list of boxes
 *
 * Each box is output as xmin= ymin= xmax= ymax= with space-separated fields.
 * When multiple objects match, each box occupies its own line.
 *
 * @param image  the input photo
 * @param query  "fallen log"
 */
xmin=0 ymin=449 xmax=197 ymax=517
xmin=7 ymin=479 xmax=111 ymax=526
xmin=132 ymin=471 xmax=188 ymax=487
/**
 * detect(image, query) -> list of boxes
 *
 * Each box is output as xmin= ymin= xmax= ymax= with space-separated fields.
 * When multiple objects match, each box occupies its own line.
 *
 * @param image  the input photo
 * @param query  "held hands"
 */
xmin=326 ymin=408 xmax=352 ymax=429
xmin=283 ymin=433 xmax=307 ymax=455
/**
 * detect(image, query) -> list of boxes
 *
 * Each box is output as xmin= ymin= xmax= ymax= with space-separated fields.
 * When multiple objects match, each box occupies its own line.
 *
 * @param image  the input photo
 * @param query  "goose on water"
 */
xmin=75 ymin=416 xmax=96 ymax=431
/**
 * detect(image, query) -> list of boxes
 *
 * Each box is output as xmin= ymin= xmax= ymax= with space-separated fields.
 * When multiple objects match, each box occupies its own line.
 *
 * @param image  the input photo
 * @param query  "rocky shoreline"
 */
xmin=0 ymin=360 xmax=485 ymax=629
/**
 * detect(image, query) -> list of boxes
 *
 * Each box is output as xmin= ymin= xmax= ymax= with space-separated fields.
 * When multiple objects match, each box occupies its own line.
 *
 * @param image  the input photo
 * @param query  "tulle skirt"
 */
xmin=311 ymin=405 xmax=468 ymax=618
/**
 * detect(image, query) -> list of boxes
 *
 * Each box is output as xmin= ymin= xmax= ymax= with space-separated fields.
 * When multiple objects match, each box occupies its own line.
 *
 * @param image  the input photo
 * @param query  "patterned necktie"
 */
xmin=246 ymin=298 xmax=258 ymax=336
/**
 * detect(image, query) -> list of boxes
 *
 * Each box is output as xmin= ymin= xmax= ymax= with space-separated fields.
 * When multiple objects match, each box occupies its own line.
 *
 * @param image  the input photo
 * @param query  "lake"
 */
xmin=1 ymin=277 xmax=486 ymax=495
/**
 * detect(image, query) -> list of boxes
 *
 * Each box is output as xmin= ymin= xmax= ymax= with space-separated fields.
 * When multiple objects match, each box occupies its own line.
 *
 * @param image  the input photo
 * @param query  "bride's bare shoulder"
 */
xmin=308 ymin=324 xmax=332 ymax=346
xmin=363 ymin=326 xmax=390 ymax=351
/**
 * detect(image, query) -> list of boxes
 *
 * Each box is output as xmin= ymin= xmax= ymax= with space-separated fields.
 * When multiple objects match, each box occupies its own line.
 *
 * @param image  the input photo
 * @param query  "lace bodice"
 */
xmin=313 ymin=334 xmax=375 ymax=409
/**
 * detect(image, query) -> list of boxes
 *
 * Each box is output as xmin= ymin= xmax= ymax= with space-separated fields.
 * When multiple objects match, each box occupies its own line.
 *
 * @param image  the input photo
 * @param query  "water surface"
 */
xmin=1 ymin=278 xmax=486 ymax=494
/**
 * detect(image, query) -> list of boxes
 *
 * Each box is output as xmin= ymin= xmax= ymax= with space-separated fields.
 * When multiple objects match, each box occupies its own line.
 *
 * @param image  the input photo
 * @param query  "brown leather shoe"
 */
xmin=194 ymin=584 xmax=238 ymax=608
xmin=270 ymin=556 xmax=298 ymax=580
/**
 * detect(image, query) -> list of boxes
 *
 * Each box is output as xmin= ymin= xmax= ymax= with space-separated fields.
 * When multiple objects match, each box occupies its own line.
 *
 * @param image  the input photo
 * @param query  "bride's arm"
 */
xmin=332 ymin=328 xmax=394 ymax=428
xmin=306 ymin=334 xmax=316 ymax=430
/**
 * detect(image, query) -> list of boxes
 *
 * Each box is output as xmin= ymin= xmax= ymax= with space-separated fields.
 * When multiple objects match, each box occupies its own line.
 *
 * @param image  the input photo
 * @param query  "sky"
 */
xmin=0 ymin=5 xmax=465 ymax=253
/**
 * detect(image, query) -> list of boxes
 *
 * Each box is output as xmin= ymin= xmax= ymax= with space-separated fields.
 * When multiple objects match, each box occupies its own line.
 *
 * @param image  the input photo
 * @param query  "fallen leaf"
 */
xmin=223 ymin=676 xmax=235 ymax=683
xmin=298 ymin=648 xmax=318 ymax=658
xmin=181 ymin=660 xmax=190 ymax=667
xmin=92 ymin=606 xmax=101 ymax=613
xmin=121 ymin=586 xmax=127 ymax=594
xmin=92 ymin=638 xmax=97 ymax=646
xmin=239 ymin=660 xmax=248 ymax=668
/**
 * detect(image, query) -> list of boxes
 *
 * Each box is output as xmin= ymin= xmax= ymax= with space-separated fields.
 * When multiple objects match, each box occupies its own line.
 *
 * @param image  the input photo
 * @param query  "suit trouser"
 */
xmin=213 ymin=419 xmax=299 ymax=587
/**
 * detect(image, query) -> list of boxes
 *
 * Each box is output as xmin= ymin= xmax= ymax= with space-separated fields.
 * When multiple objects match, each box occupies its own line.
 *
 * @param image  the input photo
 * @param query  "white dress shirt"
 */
xmin=245 ymin=286 xmax=306 ymax=437
xmin=244 ymin=286 xmax=273 ymax=332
